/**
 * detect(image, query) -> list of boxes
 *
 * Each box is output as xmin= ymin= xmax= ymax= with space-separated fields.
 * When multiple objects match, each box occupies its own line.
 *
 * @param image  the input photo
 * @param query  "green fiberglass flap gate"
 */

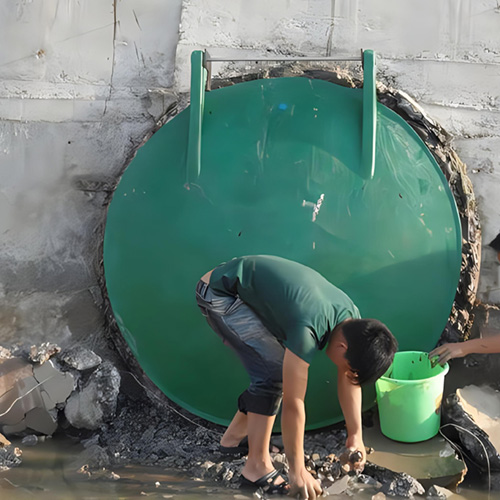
xmin=104 ymin=50 xmax=462 ymax=429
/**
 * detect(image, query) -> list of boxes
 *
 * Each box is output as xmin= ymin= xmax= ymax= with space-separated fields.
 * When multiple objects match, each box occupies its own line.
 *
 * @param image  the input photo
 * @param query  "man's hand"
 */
xmin=343 ymin=434 xmax=366 ymax=472
xmin=288 ymin=467 xmax=323 ymax=500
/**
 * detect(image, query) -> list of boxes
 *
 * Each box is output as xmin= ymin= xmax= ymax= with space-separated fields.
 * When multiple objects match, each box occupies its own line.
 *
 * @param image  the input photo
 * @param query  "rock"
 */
xmin=60 ymin=347 xmax=102 ymax=371
xmin=358 ymin=474 xmax=381 ymax=486
xmin=2 ymin=421 xmax=27 ymax=435
xmin=0 ymin=433 xmax=11 ymax=448
xmin=29 ymin=343 xmax=61 ymax=365
xmin=64 ymin=362 xmax=120 ymax=430
xmin=442 ymin=385 xmax=500 ymax=472
xmin=67 ymin=444 xmax=110 ymax=476
xmin=340 ymin=448 xmax=363 ymax=471
xmin=372 ymin=493 xmax=386 ymax=500
xmin=0 ymin=347 xmax=12 ymax=360
xmin=426 ymin=485 xmax=453 ymax=498
xmin=21 ymin=434 xmax=38 ymax=447
xmin=0 ymin=444 xmax=22 ymax=471
xmin=363 ymin=462 xmax=425 ymax=498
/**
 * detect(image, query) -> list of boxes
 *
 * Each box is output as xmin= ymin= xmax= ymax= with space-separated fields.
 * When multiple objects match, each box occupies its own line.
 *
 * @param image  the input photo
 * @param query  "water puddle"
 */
xmin=0 ymin=436 xmax=244 ymax=500
xmin=0 ymin=435 xmax=494 ymax=500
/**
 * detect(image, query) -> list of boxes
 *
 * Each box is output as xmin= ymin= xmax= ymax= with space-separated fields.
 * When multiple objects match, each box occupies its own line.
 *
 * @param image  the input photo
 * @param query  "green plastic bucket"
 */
xmin=375 ymin=351 xmax=449 ymax=442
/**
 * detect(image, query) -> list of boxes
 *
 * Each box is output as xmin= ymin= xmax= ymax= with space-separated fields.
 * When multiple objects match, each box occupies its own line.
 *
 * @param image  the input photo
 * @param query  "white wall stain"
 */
xmin=0 ymin=0 xmax=499 ymax=348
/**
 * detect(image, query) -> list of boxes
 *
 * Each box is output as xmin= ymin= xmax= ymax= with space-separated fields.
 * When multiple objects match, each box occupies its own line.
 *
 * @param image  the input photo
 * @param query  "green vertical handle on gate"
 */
xmin=187 ymin=50 xmax=207 ymax=184
xmin=361 ymin=49 xmax=377 ymax=180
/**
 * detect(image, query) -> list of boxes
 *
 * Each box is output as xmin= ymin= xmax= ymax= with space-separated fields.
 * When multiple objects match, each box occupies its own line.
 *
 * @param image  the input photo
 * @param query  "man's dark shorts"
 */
xmin=196 ymin=279 xmax=284 ymax=416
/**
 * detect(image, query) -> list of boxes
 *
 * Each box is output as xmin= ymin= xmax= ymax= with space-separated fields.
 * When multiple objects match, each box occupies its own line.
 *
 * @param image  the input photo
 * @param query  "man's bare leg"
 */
xmin=241 ymin=412 xmax=285 ymax=484
xmin=220 ymin=410 xmax=247 ymax=447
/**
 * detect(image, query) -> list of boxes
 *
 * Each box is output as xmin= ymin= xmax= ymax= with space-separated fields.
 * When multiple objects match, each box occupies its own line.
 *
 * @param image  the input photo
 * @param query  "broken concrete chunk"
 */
xmin=2 ymin=421 xmax=27 ymax=435
xmin=372 ymin=493 xmax=386 ymax=500
xmin=33 ymin=360 xmax=74 ymax=404
xmin=40 ymin=389 xmax=55 ymax=411
xmin=29 ymin=343 xmax=61 ymax=365
xmin=0 ymin=358 xmax=33 ymax=399
xmin=24 ymin=407 xmax=58 ymax=435
xmin=64 ymin=362 xmax=120 ymax=430
xmin=0 ymin=375 xmax=45 ymax=426
xmin=325 ymin=474 xmax=349 ymax=495
xmin=0 ymin=357 xmax=76 ymax=436
xmin=60 ymin=346 xmax=102 ymax=371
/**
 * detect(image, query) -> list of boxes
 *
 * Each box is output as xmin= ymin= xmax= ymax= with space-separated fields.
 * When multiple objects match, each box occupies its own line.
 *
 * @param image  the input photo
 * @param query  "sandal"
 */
xmin=219 ymin=437 xmax=250 ymax=455
xmin=219 ymin=437 xmax=283 ymax=456
xmin=240 ymin=469 xmax=289 ymax=495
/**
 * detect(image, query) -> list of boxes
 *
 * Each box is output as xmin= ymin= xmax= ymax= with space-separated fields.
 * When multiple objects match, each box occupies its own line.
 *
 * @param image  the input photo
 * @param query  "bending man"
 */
xmin=195 ymin=255 xmax=398 ymax=499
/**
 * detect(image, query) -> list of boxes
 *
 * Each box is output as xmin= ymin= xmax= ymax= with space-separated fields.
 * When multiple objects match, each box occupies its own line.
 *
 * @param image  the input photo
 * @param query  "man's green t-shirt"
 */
xmin=209 ymin=255 xmax=361 ymax=364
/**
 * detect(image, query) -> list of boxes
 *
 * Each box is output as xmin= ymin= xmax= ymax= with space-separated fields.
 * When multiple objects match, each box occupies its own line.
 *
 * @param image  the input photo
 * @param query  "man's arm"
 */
xmin=282 ymin=349 xmax=323 ymax=500
xmin=337 ymin=370 xmax=366 ymax=470
xmin=430 ymin=332 xmax=500 ymax=365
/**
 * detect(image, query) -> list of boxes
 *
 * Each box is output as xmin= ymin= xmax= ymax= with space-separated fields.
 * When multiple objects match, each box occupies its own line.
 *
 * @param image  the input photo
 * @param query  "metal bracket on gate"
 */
xmin=187 ymin=50 xmax=377 ymax=183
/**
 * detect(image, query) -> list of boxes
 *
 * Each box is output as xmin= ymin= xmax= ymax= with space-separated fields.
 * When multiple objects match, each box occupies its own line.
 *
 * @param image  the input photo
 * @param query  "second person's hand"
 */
xmin=429 ymin=343 xmax=467 ymax=366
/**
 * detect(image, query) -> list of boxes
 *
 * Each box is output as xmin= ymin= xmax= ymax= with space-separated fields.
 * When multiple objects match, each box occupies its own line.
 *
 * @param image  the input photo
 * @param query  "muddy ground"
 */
xmin=2 ymin=338 xmax=499 ymax=498
xmin=70 ymin=388 xmax=427 ymax=498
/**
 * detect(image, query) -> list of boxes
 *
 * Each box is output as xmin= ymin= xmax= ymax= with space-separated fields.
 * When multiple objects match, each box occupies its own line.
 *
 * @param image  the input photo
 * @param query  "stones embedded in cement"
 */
xmin=28 ymin=343 xmax=61 ymax=365
xmin=442 ymin=384 xmax=500 ymax=472
xmin=59 ymin=346 xmax=102 ymax=371
xmin=64 ymin=362 xmax=120 ymax=430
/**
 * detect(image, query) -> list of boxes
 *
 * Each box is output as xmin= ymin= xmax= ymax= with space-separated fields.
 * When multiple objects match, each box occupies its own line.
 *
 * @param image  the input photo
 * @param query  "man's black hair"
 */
xmin=341 ymin=319 xmax=398 ymax=386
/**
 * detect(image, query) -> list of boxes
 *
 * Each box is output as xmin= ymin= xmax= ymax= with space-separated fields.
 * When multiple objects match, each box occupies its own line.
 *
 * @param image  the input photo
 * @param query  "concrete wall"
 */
xmin=0 ymin=0 xmax=182 ymax=347
xmin=1 ymin=0 xmax=499 ymax=349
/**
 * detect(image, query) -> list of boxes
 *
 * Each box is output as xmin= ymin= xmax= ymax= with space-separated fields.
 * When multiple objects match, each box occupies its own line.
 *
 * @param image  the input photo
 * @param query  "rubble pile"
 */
xmin=0 ymin=343 xmax=121 ymax=470
xmin=91 ymin=392 xmax=445 ymax=498
xmin=0 ymin=433 xmax=22 ymax=471
xmin=0 ymin=342 xmax=491 ymax=498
